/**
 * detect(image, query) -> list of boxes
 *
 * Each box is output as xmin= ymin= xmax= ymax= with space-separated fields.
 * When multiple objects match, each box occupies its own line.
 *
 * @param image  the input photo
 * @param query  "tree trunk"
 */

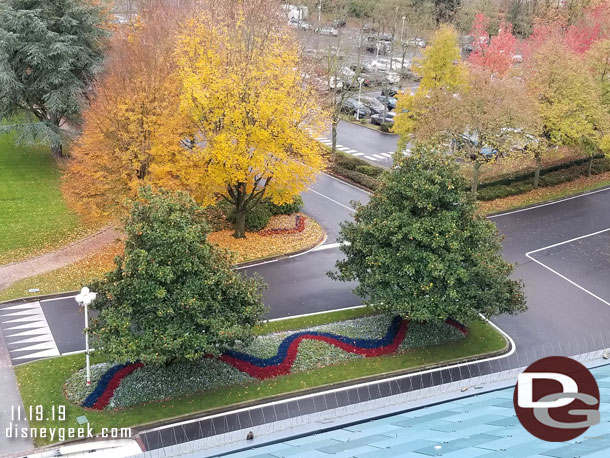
xmin=331 ymin=117 xmax=338 ymax=156
xmin=533 ymin=154 xmax=541 ymax=188
xmin=234 ymin=210 xmax=246 ymax=239
xmin=587 ymin=155 xmax=593 ymax=177
xmin=471 ymin=161 xmax=481 ymax=194
xmin=51 ymin=142 xmax=64 ymax=160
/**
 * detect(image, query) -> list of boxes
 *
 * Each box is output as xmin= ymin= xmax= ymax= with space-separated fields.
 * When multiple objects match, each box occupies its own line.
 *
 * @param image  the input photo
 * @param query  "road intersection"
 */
xmin=3 ymin=174 xmax=610 ymax=369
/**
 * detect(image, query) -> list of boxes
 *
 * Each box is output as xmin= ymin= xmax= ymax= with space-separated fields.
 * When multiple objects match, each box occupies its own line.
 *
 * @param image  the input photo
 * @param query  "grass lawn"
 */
xmin=15 ymin=318 xmax=506 ymax=447
xmin=0 ymin=132 xmax=85 ymax=264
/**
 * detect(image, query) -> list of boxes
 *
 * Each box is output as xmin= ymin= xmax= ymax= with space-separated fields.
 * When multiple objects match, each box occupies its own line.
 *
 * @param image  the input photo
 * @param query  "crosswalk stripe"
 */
xmin=337 ymin=146 xmax=350 ymax=151
xmin=352 ymin=152 xmax=364 ymax=156
xmin=315 ymin=137 xmax=326 ymax=140
xmin=364 ymin=155 xmax=378 ymax=161
xmin=345 ymin=149 xmax=358 ymax=153
xmin=372 ymin=154 xmax=385 ymax=160
xmin=382 ymin=152 xmax=394 ymax=157
xmin=319 ymin=139 xmax=332 ymax=144
xmin=0 ymin=301 xmax=60 ymax=362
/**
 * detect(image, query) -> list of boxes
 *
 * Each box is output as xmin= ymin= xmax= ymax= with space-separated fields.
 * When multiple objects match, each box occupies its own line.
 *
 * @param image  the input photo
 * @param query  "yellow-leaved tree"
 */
xmin=151 ymin=1 xmax=326 ymax=238
xmin=394 ymin=25 xmax=467 ymax=152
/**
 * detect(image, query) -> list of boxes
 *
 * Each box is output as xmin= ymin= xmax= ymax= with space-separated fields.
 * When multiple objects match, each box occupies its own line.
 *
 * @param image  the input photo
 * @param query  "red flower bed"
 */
xmin=260 ymin=215 xmax=305 ymax=236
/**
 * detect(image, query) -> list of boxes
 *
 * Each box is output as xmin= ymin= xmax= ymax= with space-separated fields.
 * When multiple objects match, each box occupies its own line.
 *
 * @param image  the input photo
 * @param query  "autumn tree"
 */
xmin=528 ymin=39 xmax=610 ymax=176
xmin=0 ymin=0 xmax=108 ymax=158
xmin=468 ymin=14 xmax=517 ymax=77
xmin=394 ymin=25 xmax=467 ymax=151
xmin=152 ymin=0 xmax=326 ymax=238
xmin=90 ymin=188 xmax=266 ymax=366
xmin=330 ymin=147 xmax=526 ymax=324
xmin=62 ymin=1 xmax=192 ymax=222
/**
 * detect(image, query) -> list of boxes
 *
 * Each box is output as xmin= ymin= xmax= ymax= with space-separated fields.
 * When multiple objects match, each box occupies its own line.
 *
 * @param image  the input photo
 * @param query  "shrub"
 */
xmin=355 ymin=164 xmax=383 ymax=177
xmin=379 ymin=123 xmax=392 ymax=133
xmin=332 ymin=166 xmax=380 ymax=190
xmin=244 ymin=204 xmax=272 ymax=231
xmin=266 ymin=195 xmax=304 ymax=215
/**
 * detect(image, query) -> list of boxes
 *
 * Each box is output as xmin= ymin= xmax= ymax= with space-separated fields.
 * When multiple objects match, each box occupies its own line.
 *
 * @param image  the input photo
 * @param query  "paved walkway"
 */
xmin=0 ymin=227 xmax=121 ymax=292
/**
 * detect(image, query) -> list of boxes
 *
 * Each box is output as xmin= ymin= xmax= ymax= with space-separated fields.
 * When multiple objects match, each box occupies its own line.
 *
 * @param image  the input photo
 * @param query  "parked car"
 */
xmin=299 ymin=22 xmax=313 ymax=31
xmin=362 ymin=23 xmax=378 ymax=33
xmin=331 ymin=18 xmax=347 ymax=28
xmin=360 ymin=72 xmax=386 ymax=87
xmin=342 ymin=98 xmax=371 ymax=118
xmin=376 ymin=96 xmax=397 ymax=110
xmin=360 ymin=96 xmax=386 ymax=115
xmin=381 ymin=86 xmax=399 ymax=97
xmin=405 ymin=38 xmax=427 ymax=48
xmin=365 ymin=41 xmax=391 ymax=55
xmin=371 ymin=112 xmax=395 ymax=126
xmin=316 ymin=26 xmax=338 ymax=36
xmin=378 ymin=32 xmax=393 ymax=42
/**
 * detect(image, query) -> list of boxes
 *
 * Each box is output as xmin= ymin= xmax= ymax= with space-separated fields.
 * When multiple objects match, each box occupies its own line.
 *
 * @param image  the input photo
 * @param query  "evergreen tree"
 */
xmin=330 ymin=147 xmax=527 ymax=324
xmin=89 ymin=188 xmax=267 ymax=366
xmin=0 ymin=0 xmax=108 ymax=157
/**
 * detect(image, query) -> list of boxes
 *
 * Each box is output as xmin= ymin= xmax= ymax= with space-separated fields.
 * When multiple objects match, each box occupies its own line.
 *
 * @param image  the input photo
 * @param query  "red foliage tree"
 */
xmin=469 ymin=15 xmax=516 ymax=76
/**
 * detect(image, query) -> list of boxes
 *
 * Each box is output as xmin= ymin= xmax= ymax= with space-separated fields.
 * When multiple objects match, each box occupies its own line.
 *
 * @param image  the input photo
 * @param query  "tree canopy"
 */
xmin=330 ymin=147 xmax=527 ymax=324
xmin=0 ymin=0 xmax=108 ymax=157
xmin=89 ymin=188 xmax=266 ymax=366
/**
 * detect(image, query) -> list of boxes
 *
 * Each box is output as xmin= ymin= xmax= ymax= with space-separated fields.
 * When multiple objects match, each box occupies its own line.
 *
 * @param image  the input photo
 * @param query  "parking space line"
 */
xmin=525 ymin=227 xmax=610 ymax=307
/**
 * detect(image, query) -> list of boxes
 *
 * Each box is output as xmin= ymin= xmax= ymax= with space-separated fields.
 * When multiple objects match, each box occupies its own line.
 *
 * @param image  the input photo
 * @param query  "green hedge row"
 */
xmin=328 ymin=150 xmax=610 ymax=201
xmin=477 ymin=157 xmax=610 ymax=201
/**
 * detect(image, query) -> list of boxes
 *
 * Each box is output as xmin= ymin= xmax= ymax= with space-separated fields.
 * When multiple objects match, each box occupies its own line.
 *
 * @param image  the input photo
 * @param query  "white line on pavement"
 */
xmin=364 ymin=155 xmax=378 ymax=161
xmin=489 ymin=186 xmax=610 ymax=218
xmin=310 ymin=242 xmax=349 ymax=252
xmin=381 ymin=153 xmax=393 ymax=158
xmin=352 ymin=152 xmax=364 ymax=156
xmin=337 ymin=146 xmax=350 ymax=151
xmin=525 ymin=227 xmax=610 ymax=307
xmin=345 ymin=149 xmax=358 ymax=153
xmin=307 ymin=188 xmax=355 ymax=212
xmin=372 ymin=154 xmax=385 ymax=160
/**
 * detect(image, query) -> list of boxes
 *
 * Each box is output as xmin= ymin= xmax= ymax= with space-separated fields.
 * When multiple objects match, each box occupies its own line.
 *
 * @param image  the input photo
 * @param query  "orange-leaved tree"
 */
xmin=62 ymin=1 xmax=191 ymax=222
xmin=151 ymin=0 xmax=326 ymax=238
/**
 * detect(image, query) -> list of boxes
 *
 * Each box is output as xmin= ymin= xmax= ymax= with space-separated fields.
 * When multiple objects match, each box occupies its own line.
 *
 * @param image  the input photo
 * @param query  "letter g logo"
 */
xmin=513 ymin=356 xmax=600 ymax=442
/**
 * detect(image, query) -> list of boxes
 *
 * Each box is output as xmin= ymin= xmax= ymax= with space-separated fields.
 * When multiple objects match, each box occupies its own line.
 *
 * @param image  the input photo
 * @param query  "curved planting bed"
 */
xmin=68 ymin=315 xmax=467 ymax=411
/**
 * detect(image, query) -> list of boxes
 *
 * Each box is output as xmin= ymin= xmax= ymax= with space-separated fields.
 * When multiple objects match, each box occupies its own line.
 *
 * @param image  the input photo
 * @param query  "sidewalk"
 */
xmin=0 ymin=320 xmax=33 ymax=456
xmin=0 ymin=227 xmax=121 ymax=292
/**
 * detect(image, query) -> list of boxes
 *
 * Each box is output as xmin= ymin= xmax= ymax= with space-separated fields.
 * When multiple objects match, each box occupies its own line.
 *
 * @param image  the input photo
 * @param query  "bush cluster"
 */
xmin=221 ymin=196 xmax=304 ymax=232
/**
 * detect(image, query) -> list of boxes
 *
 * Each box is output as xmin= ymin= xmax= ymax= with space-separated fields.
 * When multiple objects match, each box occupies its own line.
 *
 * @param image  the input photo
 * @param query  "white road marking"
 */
xmin=372 ymin=154 xmax=385 ymax=160
xmin=310 ymin=242 xmax=349 ymax=252
xmin=0 ymin=301 xmax=60 ymax=361
xmin=352 ymin=152 xmax=364 ymax=157
xmin=364 ymin=155 xmax=378 ymax=161
xmin=489 ymin=186 xmax=610 ymax=218
xmin=525 ymin=227 xmax=610 ymax=307
xmin=345 ymin=149 xmax=358 ymax=153
xmin=381 ymin=153 xmax=393 ymax=158
xmin=337 ymin=146 xmax=350 ymax=151
xmin=307 ymin=188 xmax=355 ymax=212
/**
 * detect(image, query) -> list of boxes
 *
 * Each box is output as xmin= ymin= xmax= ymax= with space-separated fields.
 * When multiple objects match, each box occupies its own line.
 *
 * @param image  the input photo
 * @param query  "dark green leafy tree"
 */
xmin=89 ymin=188 xmax=267 ymax=366
xmin=0 ymin=0 xmax=108 ymax=158
xmin=330 ymin=147 xmax=526 ymax=324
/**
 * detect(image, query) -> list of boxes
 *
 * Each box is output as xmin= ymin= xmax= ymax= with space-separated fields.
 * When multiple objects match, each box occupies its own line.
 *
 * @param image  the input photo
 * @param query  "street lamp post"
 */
xmin=356 ymin=77 xmax=364 ymax=120
xmin=75 ymin=287 xmax=97 ymax=386
xmin=401 ymin=16 xmax=406 ymax=43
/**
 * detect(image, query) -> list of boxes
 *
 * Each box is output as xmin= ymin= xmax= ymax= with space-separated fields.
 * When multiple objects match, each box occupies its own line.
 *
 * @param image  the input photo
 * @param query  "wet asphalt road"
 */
xmin=17 ymin=177 xmax=610 ymax=364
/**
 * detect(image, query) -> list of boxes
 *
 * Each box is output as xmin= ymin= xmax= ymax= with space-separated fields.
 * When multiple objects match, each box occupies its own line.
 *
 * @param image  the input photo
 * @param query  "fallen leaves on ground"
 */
xmin=207 ymin=213 xmax=325 ymax=264
xmin=0 ymin=242 xmax=123 ymax=302
xmin=478 ymin=171 xmax=610 ymax=215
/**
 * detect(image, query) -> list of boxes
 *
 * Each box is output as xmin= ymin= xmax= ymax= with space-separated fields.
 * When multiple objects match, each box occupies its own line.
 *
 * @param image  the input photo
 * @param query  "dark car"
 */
xmin=331 ymin=18 xmax=347 ymax=28
xmin=381 ymin=86 xmax=399 ymax=97
xmin=361 ymin=72 xmax=386 ymax=87
xmin=360 ymin=96 xmax=386 ymax=115
xmin=371 ymin=112 xmax=395 ymax=126
xmin=376 ymin=96 xmax=397 ymax=110
xmin=342 ymin=98 xmax=371 ymax=118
